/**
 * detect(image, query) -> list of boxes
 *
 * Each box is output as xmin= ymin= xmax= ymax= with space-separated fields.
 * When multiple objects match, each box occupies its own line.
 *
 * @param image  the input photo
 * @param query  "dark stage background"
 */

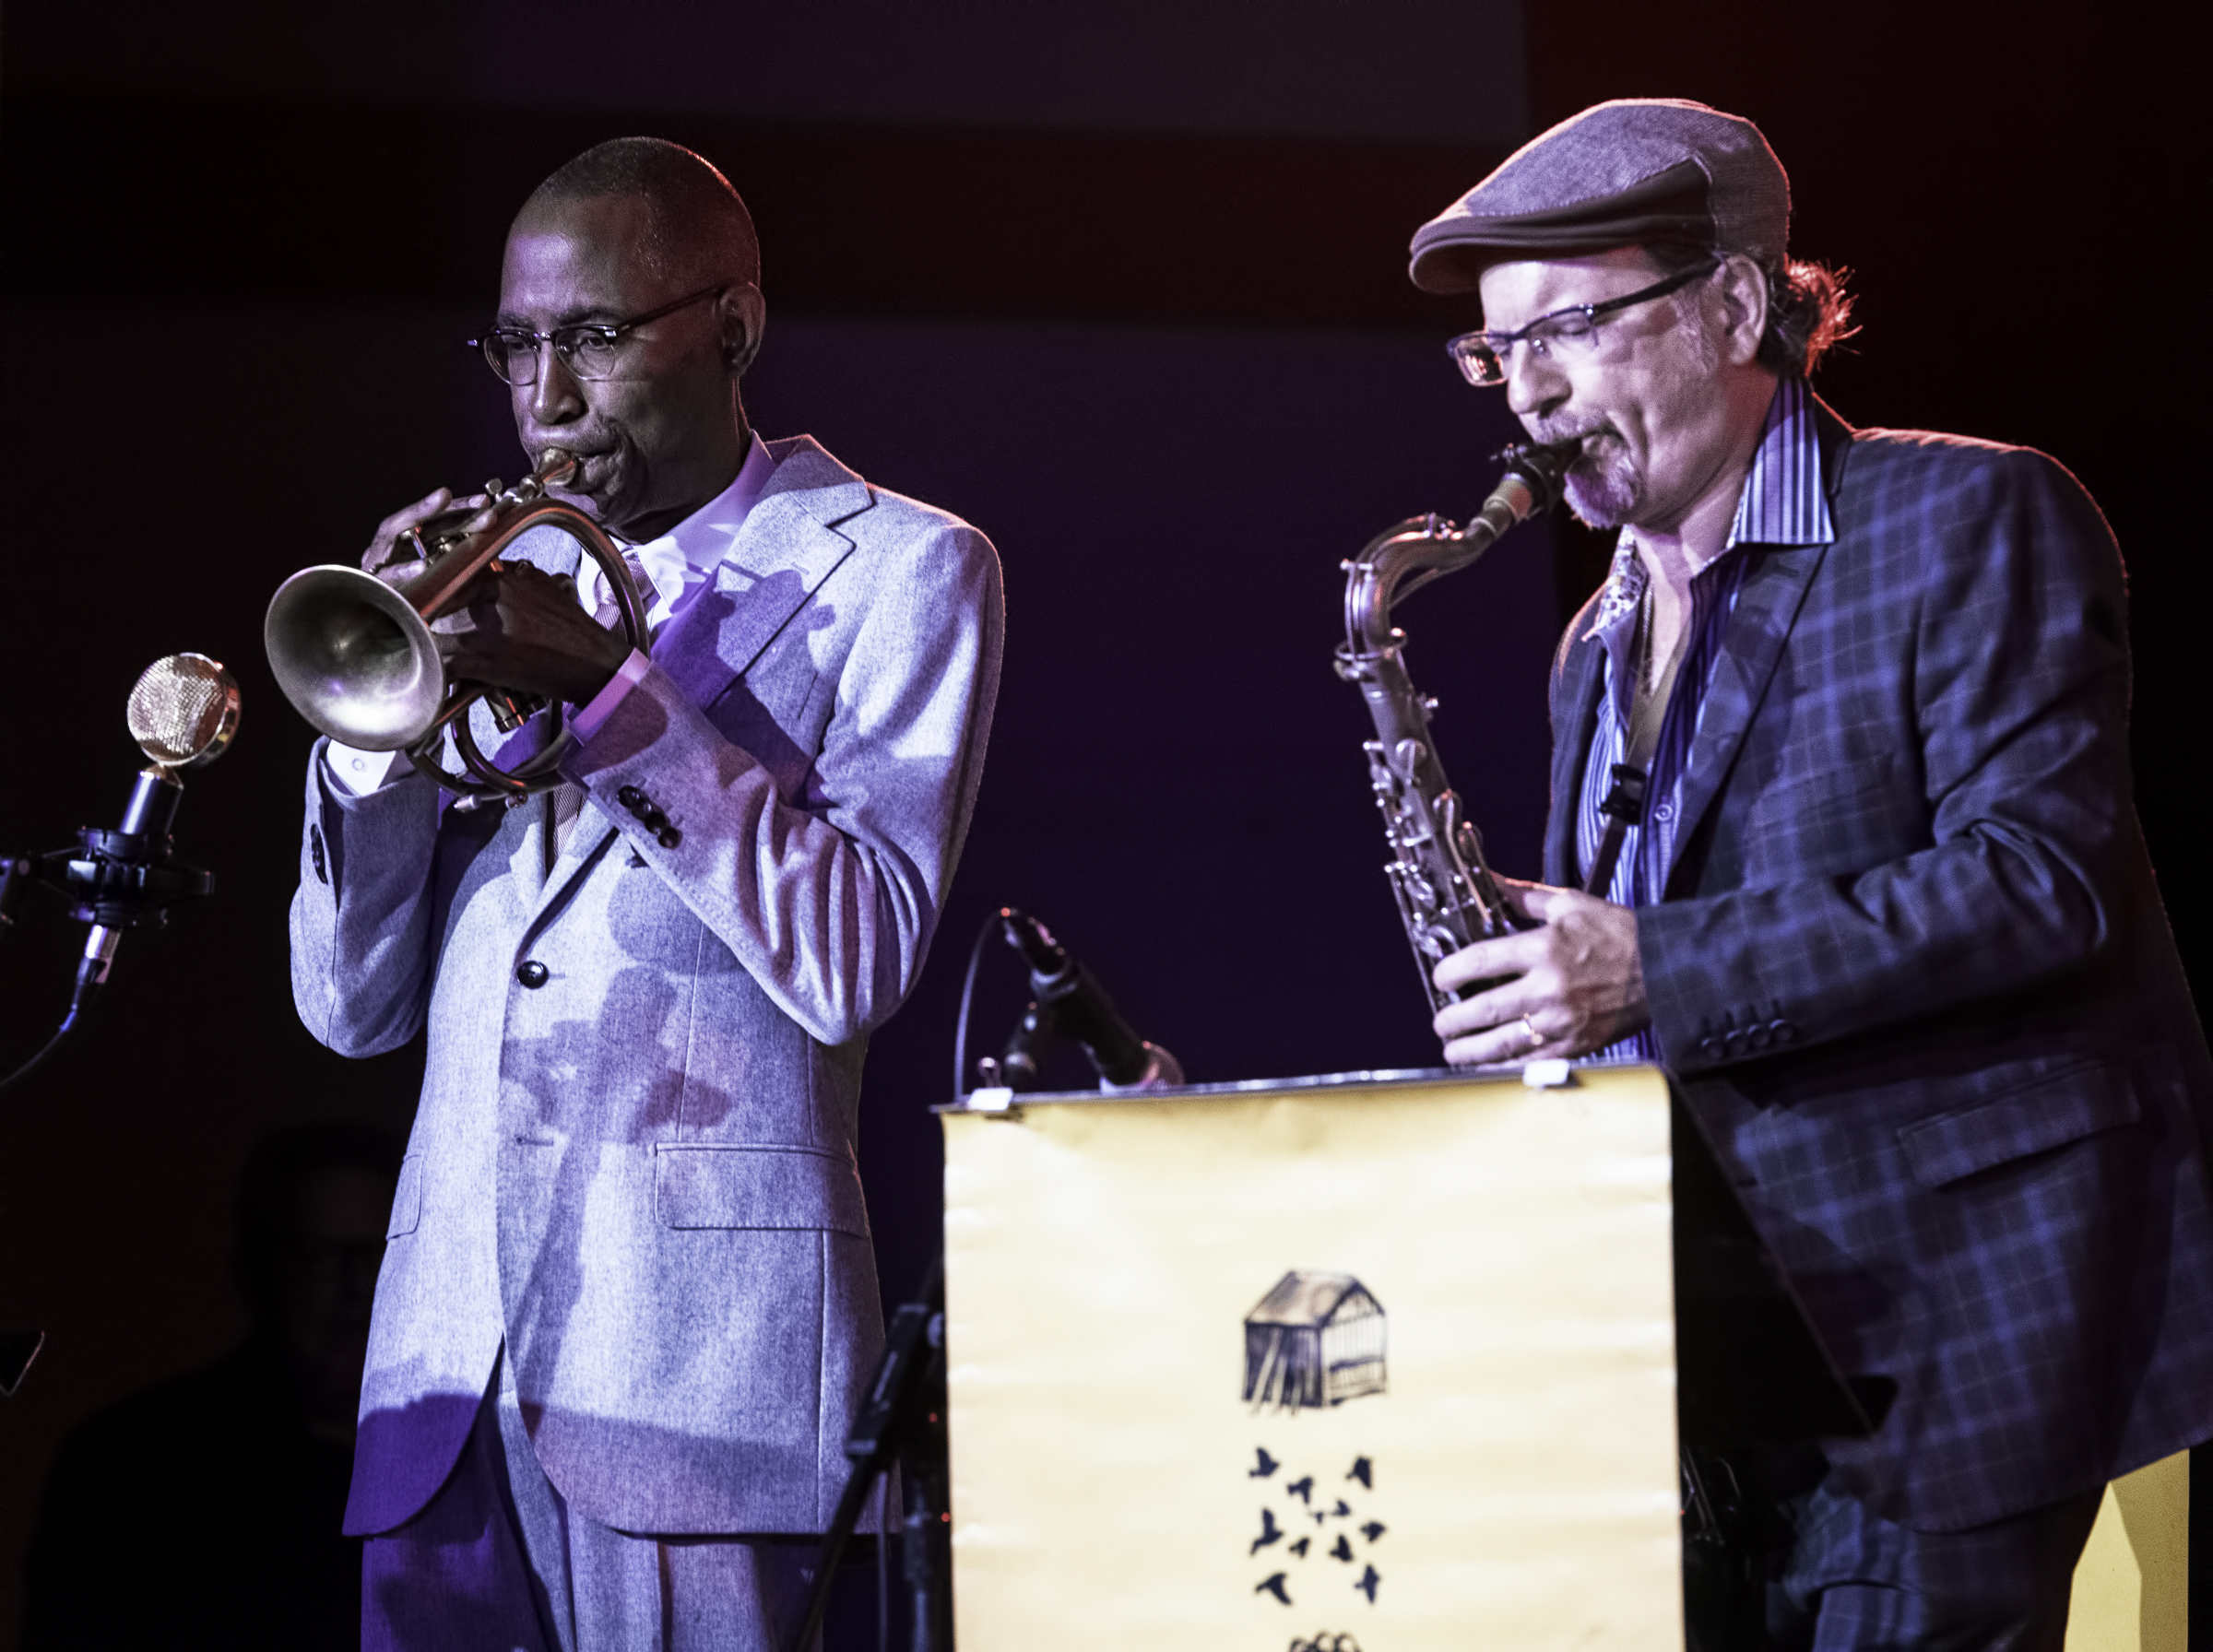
xmin=1 ymin=1 xmax=2203 ymax=1645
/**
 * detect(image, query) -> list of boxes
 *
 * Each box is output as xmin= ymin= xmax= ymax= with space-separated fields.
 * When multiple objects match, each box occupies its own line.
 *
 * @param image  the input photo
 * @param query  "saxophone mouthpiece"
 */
xmin=1491 ymin=434 xmax=1586 ymax=470
xmin=1490 ymin=436 xmax=1584 ymax=515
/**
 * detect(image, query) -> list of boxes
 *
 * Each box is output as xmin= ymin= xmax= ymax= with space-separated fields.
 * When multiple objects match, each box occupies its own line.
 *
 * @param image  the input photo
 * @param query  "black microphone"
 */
xmin=0 ymin=655 xmax=238 ymax=1092
xmin=72 ymin=655 xmax=239 ymax=1003
xmin=988 ymin=910 xmax=1183 ymax=1092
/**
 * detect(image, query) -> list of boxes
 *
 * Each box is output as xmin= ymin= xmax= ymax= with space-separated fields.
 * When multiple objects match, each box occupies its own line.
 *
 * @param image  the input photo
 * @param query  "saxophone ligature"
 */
xmin=264 ymin=448 xmax=649 ymax=805
xmin=1333 ymin=438 xmax=1580 ymax=1012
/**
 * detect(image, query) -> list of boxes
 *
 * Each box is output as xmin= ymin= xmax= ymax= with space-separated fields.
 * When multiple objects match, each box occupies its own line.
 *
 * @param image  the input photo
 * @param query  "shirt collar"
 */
xmin=624 ymin=431 xmax=778 ymax=582
xmin=585 ymin=434 xmax=777 ymax=620
xmin=1726 ymin=375 xmax=1833 ymax=551
xmin=1583 ymin=375 xmax=1831 ymax=643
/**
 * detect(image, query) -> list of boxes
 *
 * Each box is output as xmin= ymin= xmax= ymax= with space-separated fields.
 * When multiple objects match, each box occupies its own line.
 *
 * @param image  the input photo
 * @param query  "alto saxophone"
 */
xmin=1334 ymin=440 xmax=1580 ymax=1012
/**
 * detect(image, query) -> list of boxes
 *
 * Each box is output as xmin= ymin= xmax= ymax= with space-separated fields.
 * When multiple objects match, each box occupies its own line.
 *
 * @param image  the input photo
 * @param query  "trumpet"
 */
xmin=265 ymin=448 xmax=649 ymax=805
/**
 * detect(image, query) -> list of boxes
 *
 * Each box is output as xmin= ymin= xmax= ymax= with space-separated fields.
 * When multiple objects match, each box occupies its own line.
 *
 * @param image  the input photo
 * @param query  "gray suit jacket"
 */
xmin=290 ymin=436 xmax=1003 ymax=1536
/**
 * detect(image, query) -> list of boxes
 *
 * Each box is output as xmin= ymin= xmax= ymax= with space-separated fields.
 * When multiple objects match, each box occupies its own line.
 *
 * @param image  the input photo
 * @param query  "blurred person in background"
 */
xmin=23 ymin=1122 xmax=402 ymax=1650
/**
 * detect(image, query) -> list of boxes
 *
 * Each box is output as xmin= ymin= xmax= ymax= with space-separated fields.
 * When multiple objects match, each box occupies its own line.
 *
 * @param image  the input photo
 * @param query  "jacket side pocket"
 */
xmin=655 ymin=1143 xmax=870 ymax=1236
xmin=1898 ymin=1063 xmax=2141 ymax=1189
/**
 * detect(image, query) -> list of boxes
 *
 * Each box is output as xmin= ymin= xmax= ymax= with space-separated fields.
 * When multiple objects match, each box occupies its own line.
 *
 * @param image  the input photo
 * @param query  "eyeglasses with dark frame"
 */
xmin=1446 ymin=260 xmax=1721 ymax=387
xmin=470 ymin=282 xmax=733 ymax=386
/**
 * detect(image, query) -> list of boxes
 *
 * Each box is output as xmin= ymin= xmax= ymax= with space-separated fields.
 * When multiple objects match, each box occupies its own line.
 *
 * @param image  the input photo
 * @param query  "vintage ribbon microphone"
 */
xmin=0 ymin=653 xmax=239 ymax=1092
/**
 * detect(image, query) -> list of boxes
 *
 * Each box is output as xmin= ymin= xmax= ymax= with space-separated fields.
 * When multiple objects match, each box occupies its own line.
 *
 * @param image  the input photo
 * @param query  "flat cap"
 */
xmin=1409 ymin=99 xmax=1790 ymax=296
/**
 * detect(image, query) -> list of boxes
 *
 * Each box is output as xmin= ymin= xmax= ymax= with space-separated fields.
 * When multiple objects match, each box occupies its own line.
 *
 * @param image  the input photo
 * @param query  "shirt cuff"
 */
xmin=325 ymin=742 xmax=408 ymax=796
xmin=570 ymin=649 xmax=652 ymax=743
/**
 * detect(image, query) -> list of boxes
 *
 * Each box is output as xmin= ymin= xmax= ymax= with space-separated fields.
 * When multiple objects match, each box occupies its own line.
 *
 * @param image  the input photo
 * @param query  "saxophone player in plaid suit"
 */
xmin=1406 ymin=100 xmax=2213 ymax=1649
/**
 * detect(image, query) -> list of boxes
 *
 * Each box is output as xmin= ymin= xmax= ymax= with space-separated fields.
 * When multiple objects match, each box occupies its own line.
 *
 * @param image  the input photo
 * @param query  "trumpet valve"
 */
xmin=487 ymin=690 xmax=545 ymax=734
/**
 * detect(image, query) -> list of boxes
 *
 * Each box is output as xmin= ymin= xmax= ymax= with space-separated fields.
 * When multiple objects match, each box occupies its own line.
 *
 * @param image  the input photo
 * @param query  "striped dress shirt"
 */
xmin=1574 ymin=376 xmax=1835 ymax=1062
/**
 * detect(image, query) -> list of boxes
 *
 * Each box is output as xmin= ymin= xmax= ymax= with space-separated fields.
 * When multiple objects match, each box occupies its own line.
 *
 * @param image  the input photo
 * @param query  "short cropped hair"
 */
xmin=1647 ymin=239 xmax=1856 ymax=378
xmin=523 ymin=136 xmax=762 ymax=292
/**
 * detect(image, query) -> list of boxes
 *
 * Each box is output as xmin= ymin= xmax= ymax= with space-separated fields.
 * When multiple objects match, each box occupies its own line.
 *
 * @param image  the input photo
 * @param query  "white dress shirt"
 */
xmin=325 ymin=436 xmax=778 ymax=796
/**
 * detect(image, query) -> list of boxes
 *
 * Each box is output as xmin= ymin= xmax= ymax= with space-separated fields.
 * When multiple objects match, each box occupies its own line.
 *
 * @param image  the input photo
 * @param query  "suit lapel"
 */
xmin=1662 ymin=404 xmax=1855 ymax=892
xmin=524 ymin=436 xmax=870 ymax=915
xmin=1661 ymin=543 xmax=1828 ymax=891
xmin=651 ymin=437 xmax=868 ymax=713
xmin=1546 ymin=609 xmax=1606 ymax=887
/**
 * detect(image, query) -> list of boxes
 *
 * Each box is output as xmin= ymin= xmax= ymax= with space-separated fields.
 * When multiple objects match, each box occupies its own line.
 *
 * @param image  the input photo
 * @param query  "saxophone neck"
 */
xmin=1343 ymin=514 xmax=1459 ymax=656
xmin=1342 ymin=437 xmax=1582 ymax=655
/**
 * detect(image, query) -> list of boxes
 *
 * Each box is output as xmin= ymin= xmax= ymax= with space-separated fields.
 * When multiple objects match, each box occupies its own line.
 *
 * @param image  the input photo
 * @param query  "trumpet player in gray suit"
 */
xmin=288 ymin=137 xmax=1003 ymax=1650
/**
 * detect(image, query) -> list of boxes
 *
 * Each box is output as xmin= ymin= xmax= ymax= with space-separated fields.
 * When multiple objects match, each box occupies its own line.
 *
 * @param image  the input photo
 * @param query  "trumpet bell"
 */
xmin=265 ymin=564 xmax=444 ymax=751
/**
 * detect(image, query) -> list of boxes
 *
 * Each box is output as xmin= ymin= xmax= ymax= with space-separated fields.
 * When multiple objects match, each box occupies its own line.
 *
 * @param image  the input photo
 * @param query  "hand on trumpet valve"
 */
xmin=431 ymin=559 xmax=633 ymax=708
xmin=362 ymin=486 xmax=491 ymax=578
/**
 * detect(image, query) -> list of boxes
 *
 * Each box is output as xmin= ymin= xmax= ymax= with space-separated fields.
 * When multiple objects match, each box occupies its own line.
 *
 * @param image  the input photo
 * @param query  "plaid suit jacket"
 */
xmin=1544 ymin=400 xmax=2213 ymax=1530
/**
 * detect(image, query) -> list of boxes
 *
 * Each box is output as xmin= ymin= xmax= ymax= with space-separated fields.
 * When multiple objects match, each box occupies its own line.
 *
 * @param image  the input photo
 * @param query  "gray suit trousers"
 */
xmin=361 ymin=1349 xmax=824 ymax=1652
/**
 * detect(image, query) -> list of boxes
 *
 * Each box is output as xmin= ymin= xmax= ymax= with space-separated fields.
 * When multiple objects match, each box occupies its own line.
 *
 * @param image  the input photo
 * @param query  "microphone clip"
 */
xmin=11 ymin=770 xmax=215 ymax=934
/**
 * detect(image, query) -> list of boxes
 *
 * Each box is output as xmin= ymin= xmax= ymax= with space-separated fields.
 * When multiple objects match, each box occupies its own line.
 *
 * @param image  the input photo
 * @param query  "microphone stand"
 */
xmin=794 ymin=907 xmax=1171 ymax=1650
xmin=787 ymin=1257 xmax=953 ymax=1652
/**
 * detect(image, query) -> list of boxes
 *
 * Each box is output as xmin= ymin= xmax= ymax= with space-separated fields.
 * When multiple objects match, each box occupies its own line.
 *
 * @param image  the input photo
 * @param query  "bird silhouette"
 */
xmin=1250 ymin=1508 xmax=1285 ymax=1554
xmin=1361 ymin=1520 xmax=1387 ymax=1543
xmin=1330 ymin=1534 xmax=1355 ymax=1563
xmin=1346 ymin=1457 xmax=1374 ymax=1489
xmin=1355 ymin=1564 xmax=1381 ymax=1603
xmin=1288 ymin=1537 xmax=1311 ymax=1558
xmin=1285 ymin=1475 xmax=1314 ymax=1504
xmin=1256 ymin=1573 xmax=1293 ymax=1605
xmin=1250 ymin=1447 xmax=1281 ymax=1479
xmin=1331 ymin=1499 xmax=1353 ymax=1518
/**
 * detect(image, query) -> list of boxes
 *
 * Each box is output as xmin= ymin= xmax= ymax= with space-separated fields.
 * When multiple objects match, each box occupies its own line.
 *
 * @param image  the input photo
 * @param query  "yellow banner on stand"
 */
xmin=941 ymin=1064 xmax=1681 ymax=1650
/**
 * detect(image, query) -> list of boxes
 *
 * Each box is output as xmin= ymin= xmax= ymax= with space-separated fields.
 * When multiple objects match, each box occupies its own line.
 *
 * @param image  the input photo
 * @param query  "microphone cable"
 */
xmin=950 ymin=906 xmax=1012 ymax=1102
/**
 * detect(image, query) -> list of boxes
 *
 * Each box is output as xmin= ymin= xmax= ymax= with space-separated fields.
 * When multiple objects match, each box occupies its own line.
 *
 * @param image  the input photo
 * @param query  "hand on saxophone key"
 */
xmin=1430 ymin=880 xmax=1651 ymax=1066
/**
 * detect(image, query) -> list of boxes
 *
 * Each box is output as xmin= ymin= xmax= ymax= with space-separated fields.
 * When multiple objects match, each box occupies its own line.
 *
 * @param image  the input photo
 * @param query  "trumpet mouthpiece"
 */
xmin=537 ymin=447 xmax=580 ymax=486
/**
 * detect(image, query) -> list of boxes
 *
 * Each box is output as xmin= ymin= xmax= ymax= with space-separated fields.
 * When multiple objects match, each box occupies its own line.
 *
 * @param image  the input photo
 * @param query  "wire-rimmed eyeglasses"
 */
xmin=471 ymin=283 xmax=731 ymax=386
xmin=1446 ymin=260 xmax=1720 ymax=386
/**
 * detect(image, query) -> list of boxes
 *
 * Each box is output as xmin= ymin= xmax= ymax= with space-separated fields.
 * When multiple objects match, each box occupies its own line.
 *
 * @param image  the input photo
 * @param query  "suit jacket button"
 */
xmin=617 ymin=785 xmax=644 ymax=809
xmin=657 ymin=826 xmax=682 ymax=849
xmin=1723 ymin=1029 xmax=1751 ymax=1057
xmin=1698 ymin=1036 xmax=1722 ymax=1060
xmin=515 ymin=960 xmax=550 ymax=989
xmin=1769 ymin=1019 xmax=1795 ymax=1044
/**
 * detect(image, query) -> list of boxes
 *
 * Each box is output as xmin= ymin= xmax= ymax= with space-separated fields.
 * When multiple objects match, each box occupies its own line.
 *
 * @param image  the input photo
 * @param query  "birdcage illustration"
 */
xmin=1243 ymin=1271 xmax=1387 ymax=1410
